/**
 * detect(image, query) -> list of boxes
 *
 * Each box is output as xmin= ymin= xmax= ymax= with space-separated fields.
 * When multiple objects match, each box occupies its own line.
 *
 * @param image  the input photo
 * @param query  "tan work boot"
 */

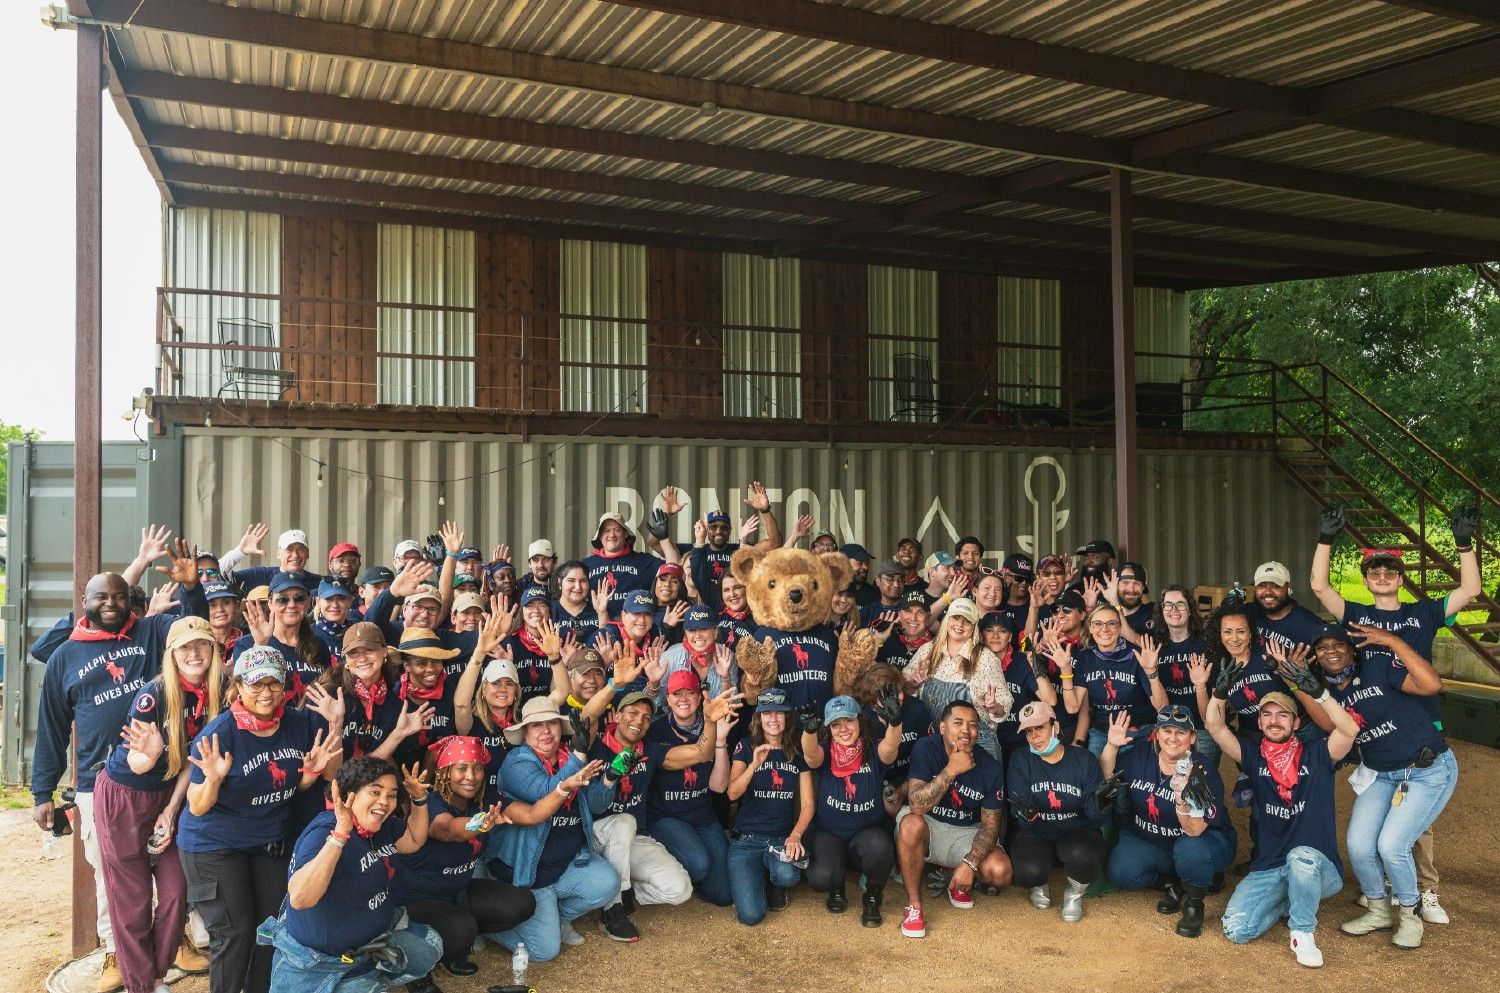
xmin=1392 ymin=901 xmax=1424 ymax=950
xmin=97 ymin=952 xmax=123 ymax=993
xmin=174 ymin=937 xmax=210 ymax=974
xmin=1341 ymin=894 xmax=1393 ymax=936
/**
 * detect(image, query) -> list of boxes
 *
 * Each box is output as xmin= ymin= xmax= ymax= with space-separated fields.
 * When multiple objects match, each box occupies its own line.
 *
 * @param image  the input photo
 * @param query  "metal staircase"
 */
xmin=1268 ymin=362 xmax=1500 ymax=677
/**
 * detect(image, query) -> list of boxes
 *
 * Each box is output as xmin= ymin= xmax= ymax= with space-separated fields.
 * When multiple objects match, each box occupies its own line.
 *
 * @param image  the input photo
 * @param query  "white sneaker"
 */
xmin=560 ymin=919 xmax=585 ymax=946
xmin=1420 ymin=890 xmax=1450 ymax=924
xmin=1289 ymin=931 xmax=1323 ymax=968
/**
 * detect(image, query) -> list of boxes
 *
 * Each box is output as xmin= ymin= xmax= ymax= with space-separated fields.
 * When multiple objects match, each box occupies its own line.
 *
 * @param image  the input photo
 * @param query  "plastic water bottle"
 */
xmin=511 ymin=941 xmax=528 ymax=986
xmin=1170 ymin=756 xmax=1191 ymax=797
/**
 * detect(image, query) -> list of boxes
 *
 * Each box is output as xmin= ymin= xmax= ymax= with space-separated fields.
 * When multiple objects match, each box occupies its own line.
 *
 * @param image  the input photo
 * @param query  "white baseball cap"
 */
xmin=528 ymin=539 xmax=555 ymax=560
xmin=277 ymin=529 xmax=308 ymax=550
xmin=483 ymin=657 xmax=520 ymax=685
xmin=1254 ymin=561 xmax=1292 ymax=586
xmin=393 ymin=539 xmax=422 ymax=559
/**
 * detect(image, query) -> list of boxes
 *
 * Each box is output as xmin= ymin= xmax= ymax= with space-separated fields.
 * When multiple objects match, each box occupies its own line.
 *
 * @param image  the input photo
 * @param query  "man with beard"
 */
xmin=1109 ymin=562 xmax=1155 ymax=644
xmin=1067 ymin=539 xmax=1115 ymax=593
xmin=1206 ymin=677 xmax=1359 ymax=968
xmin=32 ymin=544 xmax=207 ymax=992
xmin=1244 ymin=561 xmax=1325 ymax=659
xmin=519 ymin=539 xmax=558 ymax=598
xmin=999 ymin=553 xmax=1037 ymax=635
xmin=324 ymin=542 xmax=362 ymax=585
xmin=878 ymin=589 xmax=933 ymax=668
xmin=584 ymin=487 xmax=686 ymax=617
xmin=840 ymin=544 xmax=879 ymax=607
xmin=690 ymin=483 xmax=789 ymax=612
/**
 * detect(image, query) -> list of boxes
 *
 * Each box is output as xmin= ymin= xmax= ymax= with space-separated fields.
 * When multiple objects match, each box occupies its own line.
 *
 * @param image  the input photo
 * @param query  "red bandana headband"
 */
xmin=430 ymin=735 xmax=492 ymax=769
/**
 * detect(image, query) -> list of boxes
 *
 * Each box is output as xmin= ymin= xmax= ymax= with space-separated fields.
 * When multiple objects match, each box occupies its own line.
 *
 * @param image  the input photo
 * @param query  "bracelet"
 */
xmin=447 ymin=550 xmax=461 ymax=558
xmin=941 ymin=592 xmax=952 ymax=605
xmin=325 ymin=836 xmax=346 ymax=849
xmin=1455 ymin=544 xmax=1473 ymax=553
xmin=409 ymin=795 xmax=428 ymax=807
xmin=961 ymin=856 xmax=979 ymax=872
xmin=329 ymin=829 xmax=351 ymax=843
xmin=1061 ymin=674 xmax=1074 ymax=681
xmin=556 ymin=783 xmax=574 ymax=798
xmin=1316 ymin=690 xmax=1332 ymax=703
xmin=607 ymin=678 xmax=620 ymax=692
xmin=716 ymin=743 xmax=729 ymax=750
xmin=1144 ymin=670 xmax=1158 ymax=680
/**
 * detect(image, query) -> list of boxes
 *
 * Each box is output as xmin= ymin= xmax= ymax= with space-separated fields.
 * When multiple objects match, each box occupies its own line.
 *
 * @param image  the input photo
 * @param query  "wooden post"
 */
xmin=1110 ymin=168 xmax=1140 ymax=559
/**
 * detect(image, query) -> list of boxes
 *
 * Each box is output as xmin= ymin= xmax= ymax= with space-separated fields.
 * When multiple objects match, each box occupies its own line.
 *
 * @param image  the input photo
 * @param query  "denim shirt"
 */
xmin=486 ymin=744 xmax=615 ymax=887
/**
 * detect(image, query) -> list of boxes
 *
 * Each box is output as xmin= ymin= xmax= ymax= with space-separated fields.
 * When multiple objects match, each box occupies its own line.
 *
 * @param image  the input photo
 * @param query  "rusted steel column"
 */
xmin=1110 ymin=168 xmax=1140 ymax=559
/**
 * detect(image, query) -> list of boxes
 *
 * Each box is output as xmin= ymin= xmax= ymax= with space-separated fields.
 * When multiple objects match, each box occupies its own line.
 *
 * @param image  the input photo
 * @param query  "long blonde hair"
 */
xmin=160 ymin=641 xmax=228 ymax=778
xmin=934 ymin=607 xmax=982 ymax=679
xmin=475 ymin=677 xmax=522 ymax=733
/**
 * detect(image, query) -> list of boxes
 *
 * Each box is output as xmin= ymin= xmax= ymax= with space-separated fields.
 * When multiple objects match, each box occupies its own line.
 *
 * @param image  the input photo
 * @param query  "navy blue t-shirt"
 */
xmin=1248 ymin=600 xmax=1326 ymax=659
xmin=1225 ymin=649 xmax=1280 ymax=723
xmin=868 ymin=696 xmax=935 ymax=786
xmin=1007 ymin=745 xmax=1104 ymax=840
xmin=906 ymin=735 xmax=1004 ymax=826
xmin=533 ymin=788 xmax=587 ymax=889
xmin=858 ymin=602 xmax=901 ymax=629
xmin=642 ymin=718 xmax=717 ymax=829
xmin=994 ymin=650 xmax=1044 ymax=750
xmin=475 ymin=721 xmax=513 ymax=808
xmin=393 ymin=793 xmax=487 ymax=904
xmin=102 ymin=679 xmax=209 ymax=792
xmin=716 ymin=609 xmax=756 ymax=651
xmin=1123 ymin=607 xmax=1154 ymax=640
xmin=582 ymin=549 xmax=662 ymax=616
xmin=339 ymin=678 xmax=406 ymax=760
xmin=286 ymin=809 xmax=404 ymax=956
xmin=1340 ymin=596 xmax=1448 ymax=662
xmin=1117 ymin=744 xmax=1234 ymax=850
xmin=689 ymin=544 xmax=738 ymax=612
xmin=757 ymin=623 xmax=838 ymax=710
xmin=1157 ymin=637 xmax=1207 ymax=728
xmin=178 ymin=708 xmax=318 ymax=852
xmin=501 ymin=632 xmax=558 ymax=704
xmin=589 ymin=736 xmax=670 ymax=818
xmin=1073 ymin=645 xmax=1156 ymax=730
xmin=390 ymin=676 xmax=460 ymax=768
xmin=877 ymin=633 xmax=931 ymax=669
xmin=811 ymin=751 xmax=887 ymax=842
xmin=551 ymin=601 xmax=604 ymax=646
xmin=1329 ymin=654 xmax=1448 ymax=770
xmin=732 ymin=739 xmax=809 ymax=838
xmin=1239 ymin=735 xmax=1343 ymax=876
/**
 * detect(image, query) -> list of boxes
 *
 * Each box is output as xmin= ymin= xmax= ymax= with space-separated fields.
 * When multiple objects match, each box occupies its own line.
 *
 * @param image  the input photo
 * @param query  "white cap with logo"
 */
xmin=528 ymin=539 xmax=556 ymax=560
xmin=1254 ymin=561 xmax=1292 ymax=586
xmin=278 ymin=529 xmax=308 ymax=550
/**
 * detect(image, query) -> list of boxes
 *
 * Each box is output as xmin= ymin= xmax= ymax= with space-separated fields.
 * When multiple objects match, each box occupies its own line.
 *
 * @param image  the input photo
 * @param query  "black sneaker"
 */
xmin=620 ymin=888 xmax=638 ymax=915
xmin=767 ymin=886 xmax=789 ymax=912
xmin=598 ymin=903 xmax=640 ymax=943
xmin=827 ymin=889 xmax=848 ymax=913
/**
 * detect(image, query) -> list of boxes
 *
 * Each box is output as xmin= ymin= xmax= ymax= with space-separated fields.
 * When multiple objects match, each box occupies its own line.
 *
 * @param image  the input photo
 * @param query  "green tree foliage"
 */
xmin=0 ymin=422 xmax=43 ymax=517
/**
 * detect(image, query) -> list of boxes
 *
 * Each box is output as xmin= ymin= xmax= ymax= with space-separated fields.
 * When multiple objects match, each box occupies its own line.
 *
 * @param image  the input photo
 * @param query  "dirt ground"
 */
xmin=8 ymin=740 xmax=1497 ymax=993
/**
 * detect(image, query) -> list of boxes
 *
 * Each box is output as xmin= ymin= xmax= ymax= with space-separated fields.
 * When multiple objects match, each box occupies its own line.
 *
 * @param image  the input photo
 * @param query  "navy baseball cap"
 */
xmin=1312 ymin=623 xmax=1352 ymax=645
xmin=683 ymin=605 xmax=716 ymax=630
xmin=839 ymin=543 xmax=873 ymax=562
xmin=203 ymin=580 xmax=239 ymax=601
xmin=756 ymin=687 xmax=793 ymax=712
xmin=623 ymin=590 xmax=656 ymax=615
xmin=359 ymin=566 xmax=395 ymax=585
xmin=316 ymin=579 xmax=355 ymax=600
xmin=706 ymin=509 xmax=730 ymax=525
xmin=901 ymin=588 xmax=930 ymax=609
xmin=269 ymin=571 xmax=311 ymax=594
xmin=979 ymin=610 xmax=1018 ymax=634
xmin=1118 ymin=562 xmax=1148 ymax=588
xmin=457 ymin=546 xmax=483 ymax=561
xmin=1055 ymin=590 xmax=1087 ymax=612
xmin=519 ymin=585 xmax=550 ymax=607
xmin=1083 ymin=539 xmax=1116 ymax=557
xmin=1155 ymin=705 xmax=1198 ymax=732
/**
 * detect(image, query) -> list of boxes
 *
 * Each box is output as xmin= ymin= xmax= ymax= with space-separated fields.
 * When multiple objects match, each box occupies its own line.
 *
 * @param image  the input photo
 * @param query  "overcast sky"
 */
xmin=0 ymin=7 xmax=160 ymax=442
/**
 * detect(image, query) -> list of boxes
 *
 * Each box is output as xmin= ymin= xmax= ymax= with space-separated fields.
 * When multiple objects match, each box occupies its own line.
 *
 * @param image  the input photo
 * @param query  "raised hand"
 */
xmin=1102 ymin=569 xmax=1120 ymax=605
xmin=1318 ymin=503 xmax=1345 ymax=544
xmin=401 ymin=762 xmax=432 ymax=803
xmin=329 ymin=780 xmax=354 ymax=834
xmin=1187 ymin=654 xmax=1211 ymax=690
xmin=713 ymin=643 xmax=734 ymax=680
xmin=750 ymin=743 xmax=774 ymax=769
xmin=874 ymin=681 xmax=904 ymax=726
xmin=1347 ymin=622 xmax=1397 ymax=650
xmin=703 ymin=690 xmax=744 ymax=725
xmin=121 ymin=719 xmax=165 ymax=764
xmin=945 ymin=573 xmax=968 ymax=602
xmin=1450 ymin=505 xmax=1481 ymax=548
xmin=798 ymin=705 xmax=824 ymax=736
xmin=1181 ymin=764 xmax=1215 ymax=814
xmin=693 ymin=518 xmax=708 ymax=546
xmin=1093 ymin=771 xmax=1125 ymax=807
xmin=304 ymin=684 xmax=346 ymax=729
xmin=561 ymin=759 xmax=605 ymax=793
xmin=791 ymin=514 xmax=813 ymax=541
xmin=1082 ymin=576 xmax=1103 ymax=610
xmin=1212 ymin=659 xmax=1246 ymax=700
xmin=1136 ymin=634 xmax=1160 ymax=675
xmin=1279 ymin=655 xmax=1325 ymax=696
xmin=1106 ymin=710 xmax=1131 ymax=748
xmin=744 ymin=481 xmax=771 ymax=513
xmin=663 ymin=601 xmax=689 ymax=628
xmin=440 ymin=521 xmax=464 ymax=555
xmin=660 ymin=486 xmax=686 ymax=517
xmin=390 ymin=560 xmax=436 ymax=598
xmin=146 ymin=582 xmax=180 ymax=617
xmin=614 ymin=640 xmax=646 ymax=689
xmin=559 ymin=630 xmax=581 ymax=666
xmin=602 ymin=749 xmax=639 ymax=786
xmin=489 ymin=543 xmax=512 ymax=567
xmin=302 ymin=728 xmax=343 ymax=778
xmin=394 ymin=700 xmax=433 ymax=741
xmin=568 ymin=707 xmax=591 ymax=746
xmin=590 ymin=584 xmax=611 ymax=618
xmin=242 ymin=598 xmax=274 ymax=644
xmin=738 ymin=515 xmax=760 ymax=544
xmin=423 ymin=533 xmax=446 ymax=567
xmin=476 ymin=599 xmax=511 ymax=657
xmin=1011 ymin=794 xmax=1040 ymax=822
xmin=138 ymin=525 xmax=172 ymax=566
xmin=157 ymin=538 xmax=201 ymax=587
xmin=1042 ymin=634 xmax=1073 ymax=675
xmin=188 ymin=734 xmax=232 ymax=784
xmin=642 ymin=641 xmax=667 ymax=685
xmin=537 ymin=616 xmax=563 ymax=658
xmin=238 ymin=522 xmax=269 ymax=558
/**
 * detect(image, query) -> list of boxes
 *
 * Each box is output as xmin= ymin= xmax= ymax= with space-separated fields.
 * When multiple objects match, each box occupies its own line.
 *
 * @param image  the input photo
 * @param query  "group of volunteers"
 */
xmin=30 ymin=482 xmax=1478 ymax=993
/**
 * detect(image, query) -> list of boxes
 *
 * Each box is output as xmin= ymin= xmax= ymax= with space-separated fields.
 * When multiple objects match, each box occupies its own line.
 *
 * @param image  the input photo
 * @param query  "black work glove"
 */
xmin=1011 ymin=794 xmax=1040 ymax=823
xmin=568 ymin=708 xmax=591 ymax=747
xmin=1093 ymin=771 xmax=1125 ymax=808
xmin=1317 ymin=504 xmax=1345 ymax=545
xmin=423 ymin=533 xmax=446 ymax=567
xmin=1450 ymin=505 xmax=1481 ymax=550
xmin=643 ymin=507 xmax=670 ymax=541
xmin=797 ymin=705 xmax=824 ymax=737
xmin=1181 ymin=764 xmax=1215 ymax=814
xmin=873 ymin=682 xmax=903 ymax=727
xmin=1212 ymin=659 xmax=1246 ymax=700
xmin=1279 ymin=656 xmax=1324 ymax=697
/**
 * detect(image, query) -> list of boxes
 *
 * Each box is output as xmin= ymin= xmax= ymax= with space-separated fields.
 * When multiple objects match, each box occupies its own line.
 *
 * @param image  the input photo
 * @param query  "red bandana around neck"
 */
xmin=899 ymin=631 xmax=933 ymax=651
xmin=829 ymin=739 xmax=864 ymax=779
xmin=179 ymin=676 xmax=208 ymax=737
xmin=354 ymin=677 xmax=388 ymax=718
xmin=722 ymin=607 xmax=749 ymax=621
xmin=71 ymin=614 xmax=138 ymax=642
xmin=535 ymin=743 xmax=573 ymax=776
xmin=489 ymin=707 xmax=515 ymax=729
xmin=1260 ymin=736 xmax=1304 ymax=805
xmin=399 ymin=671 xmax=446 ymax=702
xmin=595 ymin=543 xmax=634 ymax=560
xmin=229 ymin=699 xmax=283 ymax=731
xmin=601 ymin=723 xmax=629 ymax=755
xmin=324 ymin=799 xmax=376 ymax=839
xmin=517 ymin=629 xmax=545 ymax=657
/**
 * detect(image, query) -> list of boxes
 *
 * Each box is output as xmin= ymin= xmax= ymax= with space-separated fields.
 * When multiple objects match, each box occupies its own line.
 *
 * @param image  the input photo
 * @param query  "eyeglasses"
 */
xmin=1089 ymin=619 xmax=1121 ymax=629
xmin=244 ymin=681 xmax=286 ymax=697
xmin=1162 ymin=602 xmax=1191 ymax=611
xmin=1364 ymin=567 xmax=1403 ymax=578
xmin=273 ymin=594 xmax=309 ymax=606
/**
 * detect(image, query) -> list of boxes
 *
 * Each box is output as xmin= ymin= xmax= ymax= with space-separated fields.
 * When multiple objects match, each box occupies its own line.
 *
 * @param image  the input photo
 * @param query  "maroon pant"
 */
xmin=95 ymin=770 xmax=186 ymax=993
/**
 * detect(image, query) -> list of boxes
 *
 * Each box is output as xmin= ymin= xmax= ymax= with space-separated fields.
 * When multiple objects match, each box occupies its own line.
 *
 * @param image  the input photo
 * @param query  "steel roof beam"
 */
xmin=1374 ymin=2 xmax=1500 ymax=30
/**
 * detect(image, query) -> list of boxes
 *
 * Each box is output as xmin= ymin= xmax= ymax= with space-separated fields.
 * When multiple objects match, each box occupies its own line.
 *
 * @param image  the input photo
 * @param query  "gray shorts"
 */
xmin=895 ymin=806 xmax=980 ymax=868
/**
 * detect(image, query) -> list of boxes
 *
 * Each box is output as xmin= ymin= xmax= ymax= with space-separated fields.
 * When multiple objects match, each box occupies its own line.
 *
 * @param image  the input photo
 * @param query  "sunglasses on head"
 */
xmin=1158 ymin=705 xmax=1193 ymax=723
xmin=273 ymin=593 xmax=309 ymax=606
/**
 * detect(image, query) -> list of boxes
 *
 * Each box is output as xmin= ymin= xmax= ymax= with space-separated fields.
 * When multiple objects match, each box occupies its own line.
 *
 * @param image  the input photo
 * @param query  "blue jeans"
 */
xmin=1346 ymin=749 xmax=1458 ymax=907
xmin=484 ymin=856 xmax=618 ymax=963
xmin=1108 ymin=828 xmax=1236 ymax=889
xmin=1222 ymin=846 xmax=1343 ymax=940
xmin=266 ymin=916 xmax=442 ymax=993
xmin=644 ymin=818 xmax=731 ymax=907
xmin=726 ymin=834 xmax=802 ymax=926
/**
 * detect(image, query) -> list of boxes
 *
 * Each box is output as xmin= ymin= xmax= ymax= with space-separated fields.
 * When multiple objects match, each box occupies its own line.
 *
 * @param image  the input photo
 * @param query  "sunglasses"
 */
xmin=1157 ymin=705 xmax=1193 ymax=723
xmin=198 ymin=567 xmax=222 ymax=579
xmin=273 ymin=594 xmax=310 ymax=606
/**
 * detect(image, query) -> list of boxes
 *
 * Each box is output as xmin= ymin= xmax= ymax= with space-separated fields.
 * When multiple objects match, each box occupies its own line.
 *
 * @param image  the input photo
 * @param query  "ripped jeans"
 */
xmin=1221 ymin=846 xmax=1343 ymax=940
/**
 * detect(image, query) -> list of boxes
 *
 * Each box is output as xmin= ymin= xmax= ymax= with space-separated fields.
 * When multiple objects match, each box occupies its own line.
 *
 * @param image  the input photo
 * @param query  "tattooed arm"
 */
xmin=967 ymin=806 xmax=1002 ymax=864
xmin=904 ymin=772 xmax=951 ymax=816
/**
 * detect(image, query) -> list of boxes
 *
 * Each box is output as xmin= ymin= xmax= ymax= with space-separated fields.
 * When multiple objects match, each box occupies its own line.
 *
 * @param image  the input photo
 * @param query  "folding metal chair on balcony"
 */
xmin=893 ymin=351 xmax=939 ymax=421
xmin=215 ymin=317 xmax=295 ymax=400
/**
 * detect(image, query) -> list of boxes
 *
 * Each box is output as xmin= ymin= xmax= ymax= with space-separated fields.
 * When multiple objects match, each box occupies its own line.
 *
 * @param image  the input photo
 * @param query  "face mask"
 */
xmin=1029 ymin=735 xmax=1062 ymax=757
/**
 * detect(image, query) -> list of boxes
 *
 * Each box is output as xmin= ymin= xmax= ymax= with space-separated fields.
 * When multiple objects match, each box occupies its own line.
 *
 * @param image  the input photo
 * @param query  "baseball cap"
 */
xmin=1117 ymin=562 xmax=1148 ymax=589
xmin=656 ymin=561 xmax=685 ymax=579
xmin=1361 ymin=548 xmax=1405 ymax=571
xmin=667 ymin=669 xmax=702 ymax=696
xmin=166 ymin=616 xmax=216 ymax=652
xmin=452 ymin=572 xmax=478 ymax=589
xmin=393 ymin=539 xmax=422 ymax=559
xmin=813 ymin=528 xmax=836 ymax=541
xmin=682 ymin=605 xmax=716 ymax=630
xmin=706 ymin=509 xmax=730 ymax=525
xmin=839 ymin=543 xmax=873 ymax=562
xmin=1015 ymin=700 xmax=1056 ymax=730
xmin=407 ymin=582 xmax=442 ymax=606
xmin=519 ymin=585 xmax=551 ymax=607
xmin=316 ymin=579 xmax=356 ymax=600
xmin=615 ymin=691 xmax=655 ymax=714
xmin=896 ymin=537 xmax=922 ymax=550
xmin=269 ymin=571 xmax=311 ymax=594
xmin=592 ymin=512 xmax=633 ymax=548
xmin=566 ymin=647 xmax=606 ymax=674
xmin=1055 ymin=590 xmax=1087 ymax=612
xmin=1002 ymin=553 xmax=1035 ymax=578
xmin=483 ymin=657 xmax=520 ymax=685
xmin=456 ymin=546 xmax=482 ymax=561
xmin=1312 ymin=623 xmax=1352 ymax=646
xmin=1154 ymin=706 xmax=1197 ymax=732
xmin=1036 ymin=554 xmax=1065 ymax=573
xmin=756 ymin=687 xmax=793 ymax=712
xmin=979 ymin=610 xmax=1018 ymax=634
xmin=195 ymin=549 xmax=220 ymax=563
xmin=876 ymin=559 xmax=905 ymax=578
xmin=945 ymin=597 xmax=979 ymax=624
xmin=451 ymin=591 xmax=486 ymax=613
xmin=234 ymin=645 xmax=288 ymax=685
xmin=277 ymin=529 xmax=308 ymax=550
xmin=1254 ymin=561 xmax=1292 ymax=586
xmin=823 ymin=695 xmax=861 ymax=724
xmin=527 ymin=539 xmax=555 ymax=560
xmin=244 ymin=584 xmax=271 ymax=603
xmin=1083 ymin=539 xmax=1115 ymax=557
xmin=359 ymin=566 xmax=395 ymax=585
xmin=901 ymin=589 xmax=930 ymax=609
xmin=327 ymin=542 xmax=360 ymax=561
xmin=342 ymin=621 xmax=386 ymax=654
xmin=202 ymin=580 xmax=239 ymax=601
xmin=930 ymin=551 xmax=958 ymax=568
xmin=622 ymin=590 xmax=656 ymax=615
xmin=1258 ymin=691 xmax=1299 ymax=716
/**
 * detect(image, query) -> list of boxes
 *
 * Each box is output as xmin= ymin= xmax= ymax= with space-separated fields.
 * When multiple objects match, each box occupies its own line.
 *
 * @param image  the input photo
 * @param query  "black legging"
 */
xmin=806 ymin=826 xmax=895 ymax=893
xmin=1009 ymin=826 xmax=1107 ymax=888
xmin=404 ymin=880 xmax=537 ymax=963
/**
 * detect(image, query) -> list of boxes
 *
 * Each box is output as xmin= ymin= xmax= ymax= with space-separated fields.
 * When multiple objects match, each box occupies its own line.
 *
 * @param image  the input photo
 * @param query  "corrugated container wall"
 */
xmin=3 ymin=438 xmax=184 ymax=786
xmin=178 ymin=428 xmax=1315 ymax=601
xmin=165 ymin=207 xmax=281 ymax=397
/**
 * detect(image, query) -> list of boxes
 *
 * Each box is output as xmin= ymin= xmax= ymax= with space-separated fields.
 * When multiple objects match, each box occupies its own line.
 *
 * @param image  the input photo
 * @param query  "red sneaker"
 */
xmin=901 ymin=905 xmax=927 ymax=938
xmin=948 ymin=886 xmax=975 ymax=910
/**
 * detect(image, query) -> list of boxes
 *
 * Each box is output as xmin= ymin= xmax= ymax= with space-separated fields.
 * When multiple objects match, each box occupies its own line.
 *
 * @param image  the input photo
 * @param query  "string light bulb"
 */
xmin=316 ymin=462 xmax=324 ymax=487
xmin=438 ymin=483 xmax=446 ymax=507
xmin=548 ymin=454 xmax=556 ymax=476
xmin=203 ymin=411 xmax=212 ymax=428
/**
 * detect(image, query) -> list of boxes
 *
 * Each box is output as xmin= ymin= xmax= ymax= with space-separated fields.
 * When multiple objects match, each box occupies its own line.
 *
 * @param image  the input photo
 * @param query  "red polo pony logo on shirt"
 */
xmin=682 ymin=768 xmax=699 ymax=789
xmin=1346 ymin=705 xmax=1368 ymax=730
xmin=619 ymin=772 xmax=635 ymax=801
xmin=105 ymin=658 xmax=126 ymax=684
xmin=603 ymin=572 xmax=618 ymax=593
xmin=267 ymin=760 xmax=287 ymax=789
xmin=843 ymin=775 xmax=858 ymax=800
xmin=769 ymin=768 xmax=784 ymax=790
xmin=1047 ymin=789 xmax=1061 ymax=811
xmin=791 ymin=643 xmax=810 ymax=669
xmin=711 ymin=561 xmax=725 ymax=578
xmin=948 ymin=786 xmax=963 ymax=810
xmin=1171 ymin=661 xmax=1185 ymax=683
xmin=1104 ymin=677 xmax=1117 ymax=704
xmin=1147 ymin=792 xmax=1161 ymax=823
xmin=1243 ymin=685 xmax=1259 ymax=705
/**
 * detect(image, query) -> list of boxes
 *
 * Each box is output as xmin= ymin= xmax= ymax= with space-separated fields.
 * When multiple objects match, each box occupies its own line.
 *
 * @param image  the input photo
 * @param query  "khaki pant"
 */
xmin=1415 ymin=828 xmax=1438 ymax=892
xmin=74 ymin=791 xmax=114 ymax=951
xmin=592 ymin=813 xmax=693 ymax=908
